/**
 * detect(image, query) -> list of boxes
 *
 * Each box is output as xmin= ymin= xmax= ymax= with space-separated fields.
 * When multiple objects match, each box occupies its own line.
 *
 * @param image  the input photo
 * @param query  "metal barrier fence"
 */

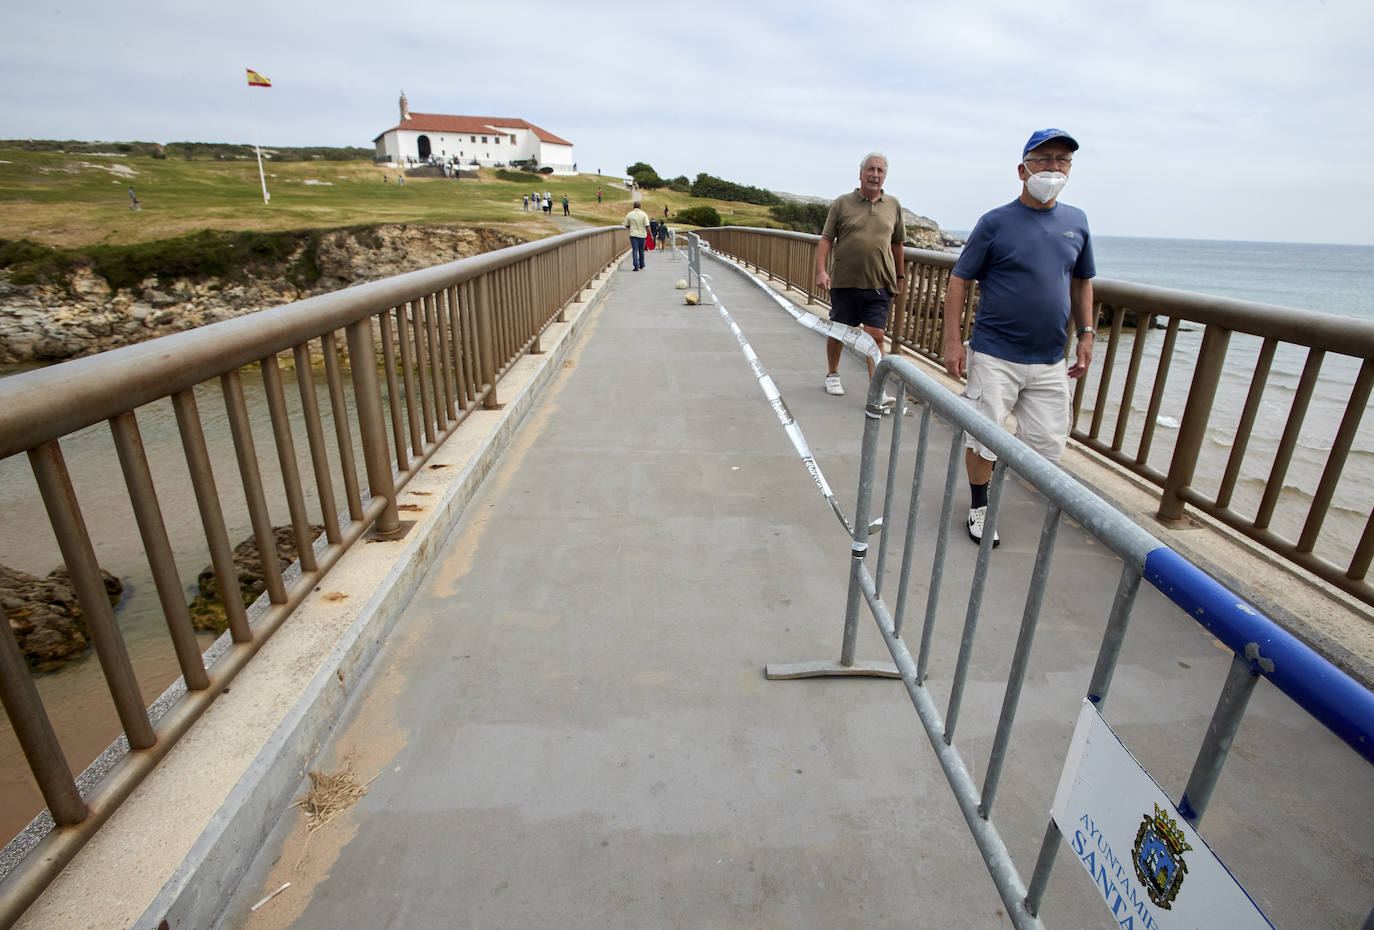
xmin=772 ymin=354 xmax=1374 ymax=927
xmin=698 ymin=227 xmax=1374 ymax=608
xmin=0 ymin=226 xmax=624 ymax=920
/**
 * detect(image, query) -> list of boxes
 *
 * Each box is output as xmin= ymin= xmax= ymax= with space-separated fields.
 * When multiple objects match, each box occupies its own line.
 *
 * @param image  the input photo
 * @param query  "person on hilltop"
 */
xmin=815 ymin=152 xmax=906 ymax=402
xmin=941 ymin=128 xmax=1096 ymax=547
xmin=623 ymin=201 xmax=650 ymax=271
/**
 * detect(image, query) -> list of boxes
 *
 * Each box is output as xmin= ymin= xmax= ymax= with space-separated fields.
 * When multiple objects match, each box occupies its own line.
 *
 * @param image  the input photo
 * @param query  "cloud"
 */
xmin=1 ymin=0 xmax=1370 ymax=243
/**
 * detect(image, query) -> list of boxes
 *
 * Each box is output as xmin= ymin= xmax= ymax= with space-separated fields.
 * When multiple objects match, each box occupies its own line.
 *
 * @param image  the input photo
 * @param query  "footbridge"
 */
xmin=1 ymin=229 xmax=1372 ymax=928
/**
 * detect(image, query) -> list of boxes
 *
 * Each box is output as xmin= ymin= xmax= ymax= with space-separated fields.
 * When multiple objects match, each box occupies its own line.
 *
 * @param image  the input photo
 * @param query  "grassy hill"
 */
xmin=0 ymin=143 xmax=780 ymax=252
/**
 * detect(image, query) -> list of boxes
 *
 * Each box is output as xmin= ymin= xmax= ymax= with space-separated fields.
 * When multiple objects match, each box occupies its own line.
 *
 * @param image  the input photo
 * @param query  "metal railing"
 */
xmin=774 ymin=354 xmax=1374 ymax=927
xmin=698 ymin=227 xmax=1374 ymax=607
xmin=0 ymin=226 xmax=624 ymax=920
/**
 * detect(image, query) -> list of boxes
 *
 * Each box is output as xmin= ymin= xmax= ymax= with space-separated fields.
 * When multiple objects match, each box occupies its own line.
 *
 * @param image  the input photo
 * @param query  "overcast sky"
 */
xmin=4 ymin=0 xmax=1372 ymax=244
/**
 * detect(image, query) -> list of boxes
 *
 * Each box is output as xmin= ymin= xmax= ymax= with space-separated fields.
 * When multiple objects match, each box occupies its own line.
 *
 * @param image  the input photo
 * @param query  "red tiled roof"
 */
xmin=374 ymin=113 xmax=572 ymax=147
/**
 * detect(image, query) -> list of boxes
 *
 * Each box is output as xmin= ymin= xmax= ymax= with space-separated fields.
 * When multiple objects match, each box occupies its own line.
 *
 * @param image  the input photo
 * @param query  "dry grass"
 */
xmin=294 ymin=764 xmax=376 ymax=834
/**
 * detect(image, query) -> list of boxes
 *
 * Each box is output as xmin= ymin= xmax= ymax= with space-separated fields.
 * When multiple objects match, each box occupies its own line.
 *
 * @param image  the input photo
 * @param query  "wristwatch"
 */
xmin=1077 ymin=326 xmax=1096 ymax=338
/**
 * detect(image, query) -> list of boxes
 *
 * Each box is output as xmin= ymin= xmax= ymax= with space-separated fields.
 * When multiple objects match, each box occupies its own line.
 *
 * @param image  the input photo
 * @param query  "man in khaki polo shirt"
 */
xmin=815 ymin=152 xmax=906 ymax=398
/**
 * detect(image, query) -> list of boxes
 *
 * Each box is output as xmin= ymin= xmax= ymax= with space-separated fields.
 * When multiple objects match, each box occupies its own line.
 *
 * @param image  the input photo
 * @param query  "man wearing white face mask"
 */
xmin=942 ymin=128 xmax=1096 ymax=547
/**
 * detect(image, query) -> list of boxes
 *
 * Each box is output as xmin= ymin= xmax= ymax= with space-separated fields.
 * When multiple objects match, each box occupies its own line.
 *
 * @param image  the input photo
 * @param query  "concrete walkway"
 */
xmin=210 ymin=249 xmax=1372 ymax=929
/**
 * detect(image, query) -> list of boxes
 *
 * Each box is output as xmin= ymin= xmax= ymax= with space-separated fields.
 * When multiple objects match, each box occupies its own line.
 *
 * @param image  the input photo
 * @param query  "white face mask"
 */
xmin=1025 ymin=169 xmax=1068 ymax=203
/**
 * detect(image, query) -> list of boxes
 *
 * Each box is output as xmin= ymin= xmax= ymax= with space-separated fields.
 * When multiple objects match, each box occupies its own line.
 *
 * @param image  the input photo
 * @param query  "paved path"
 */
xmin=219 ymin=250 xmax=1374 ymax=929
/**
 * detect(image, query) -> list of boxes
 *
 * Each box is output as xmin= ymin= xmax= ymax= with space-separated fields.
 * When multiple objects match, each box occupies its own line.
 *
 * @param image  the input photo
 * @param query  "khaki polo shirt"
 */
xmin=821 ymin=190 xmax=906 ymax=291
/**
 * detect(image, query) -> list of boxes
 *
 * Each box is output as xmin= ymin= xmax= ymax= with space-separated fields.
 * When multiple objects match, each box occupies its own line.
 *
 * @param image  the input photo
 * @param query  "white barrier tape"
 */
xmin=706 ymin=253 xmax=884 ymax=369
xmin=699 ymin=275 xmax=853 ymax=534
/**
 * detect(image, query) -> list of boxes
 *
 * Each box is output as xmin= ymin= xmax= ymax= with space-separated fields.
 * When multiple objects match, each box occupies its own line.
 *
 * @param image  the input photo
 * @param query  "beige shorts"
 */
xmin=962 ymin=350 xmax=1071 ymax=462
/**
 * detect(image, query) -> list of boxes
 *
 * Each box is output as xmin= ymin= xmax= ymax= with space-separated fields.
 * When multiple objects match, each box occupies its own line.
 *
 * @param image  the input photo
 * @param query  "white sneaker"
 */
xmin=824 ymin=373 xmax=844 ymax=396
xmin=967 ymin=506 xmax=1001 ymax=547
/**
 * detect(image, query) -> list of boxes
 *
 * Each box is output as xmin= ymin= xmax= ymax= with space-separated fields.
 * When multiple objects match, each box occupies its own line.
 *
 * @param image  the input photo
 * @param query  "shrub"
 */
xmin=539 ymin=166 xmax=553 ymax=174
xmin=769 ymin=202 xmax=830 ymax=235
xmin=626 ymin=161 xmax=665 ymax=189
xmin=667 ymin=175 xmax=691 ymax=193
xmin=675 ymin=205 xmax=722 ymax=228
xmin=0 ymin=239 xmax=77 ymax=286
xmin=689 ymin=173 xmax=779 ymax=205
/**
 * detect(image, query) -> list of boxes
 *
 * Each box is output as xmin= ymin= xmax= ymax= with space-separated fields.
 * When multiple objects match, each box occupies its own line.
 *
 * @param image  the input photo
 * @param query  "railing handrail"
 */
xmin=699 ymin=225 xmax=1374 ymax=607
xmin=701 ymin=226 xmax=1374 ymax=352
xmin=0 ymin=226 xmax=616 ymax=461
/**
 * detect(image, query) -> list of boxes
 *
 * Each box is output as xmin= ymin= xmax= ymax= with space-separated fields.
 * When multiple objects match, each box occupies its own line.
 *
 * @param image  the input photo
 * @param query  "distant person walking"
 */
xmin=128 ymin=187 xmax=140 ymax=211
xmin=815 ymin=152 xmax=906 ymax=400
xmin=562 ymin=194 xmax=570 ymax=216
xmin=941 ymin=128 xmax=1096 ymax=547
xmin=597 ymin=187 xmax=603 ymax=203
xmin=624 ymin=202 xmax=650 ymax=271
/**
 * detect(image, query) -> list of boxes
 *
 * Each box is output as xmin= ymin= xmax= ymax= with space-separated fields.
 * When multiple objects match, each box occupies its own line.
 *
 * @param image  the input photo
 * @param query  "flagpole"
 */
xmin=246 ymin=69 xmax=271 ymax=205
xmin=254 ymin=136 xmax=269 ymax=205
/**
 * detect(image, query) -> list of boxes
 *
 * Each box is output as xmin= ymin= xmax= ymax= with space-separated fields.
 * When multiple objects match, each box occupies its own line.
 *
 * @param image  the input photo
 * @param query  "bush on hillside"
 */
xmin=675 ymin=206 xmax=722 ymax=228
xmin=0 ymin=229 xmax=344 ymax=293
xmin=769 ymin=202 xmax=830 ymax=235
xmin=689 ymin=173 xmax=779 ymax=206
xmin=626 ymin=161 xmax=665 ymax=189
xmin=667 ymin=175 xmax=691 ymax=193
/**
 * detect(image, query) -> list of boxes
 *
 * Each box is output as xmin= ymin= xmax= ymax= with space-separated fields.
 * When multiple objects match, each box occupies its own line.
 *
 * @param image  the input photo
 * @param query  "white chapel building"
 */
xmin=373 ymin=92 xmax=576 ymax=174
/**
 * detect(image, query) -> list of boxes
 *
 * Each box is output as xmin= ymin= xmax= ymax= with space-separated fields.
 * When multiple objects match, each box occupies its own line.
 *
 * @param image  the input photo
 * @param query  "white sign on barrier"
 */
xmin=1051 ymin=700 xmax=1272 ymax=929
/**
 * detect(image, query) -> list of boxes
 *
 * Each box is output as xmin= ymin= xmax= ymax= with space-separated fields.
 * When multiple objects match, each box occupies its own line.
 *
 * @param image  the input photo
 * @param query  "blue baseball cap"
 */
xmin=1023 ymin=128 xmax=1080 ymax=157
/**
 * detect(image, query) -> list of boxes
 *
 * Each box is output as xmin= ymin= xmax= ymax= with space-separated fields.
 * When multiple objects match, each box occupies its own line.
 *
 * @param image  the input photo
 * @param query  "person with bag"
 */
xmin=624 ymin=202 xmax=650 ymax=270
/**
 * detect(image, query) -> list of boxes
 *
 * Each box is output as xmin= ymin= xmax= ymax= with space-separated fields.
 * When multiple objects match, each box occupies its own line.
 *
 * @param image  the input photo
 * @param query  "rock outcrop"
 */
xmin=0 ymin=224 xmax=525 ymax=365
xmin=188 ymin=524 xmax=325 ymax=634
xmin=2 ymin=564 xmax=123 ymax=671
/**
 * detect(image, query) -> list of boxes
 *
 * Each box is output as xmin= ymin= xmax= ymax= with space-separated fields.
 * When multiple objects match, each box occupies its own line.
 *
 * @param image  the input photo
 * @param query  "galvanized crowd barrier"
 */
xmin=768 ymin=354 xmax=1374 ymax=928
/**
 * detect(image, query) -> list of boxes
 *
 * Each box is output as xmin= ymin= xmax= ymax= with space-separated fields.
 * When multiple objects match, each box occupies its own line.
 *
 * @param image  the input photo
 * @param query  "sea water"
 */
xmin=1089 ymin=236 xmax=1374 ymax=321
xmin=1062 ymin=237 xmax=1374 ymax=574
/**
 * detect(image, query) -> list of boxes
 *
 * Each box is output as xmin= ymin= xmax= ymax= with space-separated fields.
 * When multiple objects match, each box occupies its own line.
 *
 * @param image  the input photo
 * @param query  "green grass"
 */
xmin=0 ymin=146 xmax=784 ymax=250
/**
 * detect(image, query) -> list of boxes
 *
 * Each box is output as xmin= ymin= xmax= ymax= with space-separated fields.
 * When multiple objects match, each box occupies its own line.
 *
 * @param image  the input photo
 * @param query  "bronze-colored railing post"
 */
xmin=0 ymin=604 xmax=87 ymax=826
xmin=345 ymin=317 xmax=402 ymax=536
xmin=1160 ymin=323 xmax=1231 ymax=521
xmin=29 ymin=441 xmax=157 ymax=750
xmin=476 ymin=273 xmax=501 ymax=409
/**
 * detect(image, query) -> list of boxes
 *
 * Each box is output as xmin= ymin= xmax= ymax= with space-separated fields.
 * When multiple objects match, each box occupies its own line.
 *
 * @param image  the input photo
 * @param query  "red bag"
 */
xmin=645 ymin=228 xmax=656 ymax=251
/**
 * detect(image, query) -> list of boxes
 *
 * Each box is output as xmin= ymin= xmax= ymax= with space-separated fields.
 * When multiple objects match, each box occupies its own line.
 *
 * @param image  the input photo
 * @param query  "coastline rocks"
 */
xmin=0 ymin=224 xmax=525 ymax=365
xmin=2 ymin=564 xmax=123 ymax=671
xmin=188 ymin=524 xmax=324 ymax=634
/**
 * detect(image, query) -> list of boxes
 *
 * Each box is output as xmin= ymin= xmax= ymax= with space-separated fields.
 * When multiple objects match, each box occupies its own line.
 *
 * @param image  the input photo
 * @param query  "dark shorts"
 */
xmin=829 ymin=287 xmax=892 ymax=329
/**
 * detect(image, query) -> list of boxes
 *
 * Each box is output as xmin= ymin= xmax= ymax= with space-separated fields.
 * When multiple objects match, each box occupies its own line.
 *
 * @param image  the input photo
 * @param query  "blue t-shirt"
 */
xmin=951 ymin=199 xmax=1095 ymax=364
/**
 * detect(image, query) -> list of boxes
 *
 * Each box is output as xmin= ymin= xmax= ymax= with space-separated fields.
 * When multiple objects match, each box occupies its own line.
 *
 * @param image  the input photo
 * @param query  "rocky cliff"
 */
xmin=0 ymin=224 xmax=526 ymax=365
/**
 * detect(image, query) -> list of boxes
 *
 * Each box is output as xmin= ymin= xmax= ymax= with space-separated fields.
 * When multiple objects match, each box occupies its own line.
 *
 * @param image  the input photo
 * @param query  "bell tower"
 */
xmin=399 ymin=90 xmax=410 ymax=122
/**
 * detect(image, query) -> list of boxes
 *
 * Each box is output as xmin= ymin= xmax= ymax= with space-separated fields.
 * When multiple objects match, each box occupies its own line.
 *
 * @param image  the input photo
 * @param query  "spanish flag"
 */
xmin=246 ymin=69 xmax=271 ymax=88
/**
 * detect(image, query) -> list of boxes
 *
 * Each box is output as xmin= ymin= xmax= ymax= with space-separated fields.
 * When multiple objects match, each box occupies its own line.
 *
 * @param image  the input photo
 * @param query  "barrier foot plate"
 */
xmin=765 ymin=660 xmax=901 ymax=680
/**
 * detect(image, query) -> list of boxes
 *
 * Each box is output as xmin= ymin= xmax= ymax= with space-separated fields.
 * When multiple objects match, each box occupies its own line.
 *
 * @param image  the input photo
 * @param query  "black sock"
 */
xmin=970 ymin=482 xmax=989 ymax=509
